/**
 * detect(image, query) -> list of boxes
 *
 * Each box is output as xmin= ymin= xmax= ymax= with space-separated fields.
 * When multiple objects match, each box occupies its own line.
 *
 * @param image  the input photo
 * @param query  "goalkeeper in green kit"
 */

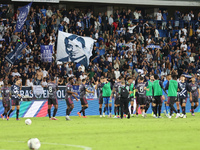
xmin=102 ymin=77 xmax=112 ymax=117
xmin=152 ymin=75 xmax=167 ymax=118
xmin=165 ymin=74 xmax=182 ymax=118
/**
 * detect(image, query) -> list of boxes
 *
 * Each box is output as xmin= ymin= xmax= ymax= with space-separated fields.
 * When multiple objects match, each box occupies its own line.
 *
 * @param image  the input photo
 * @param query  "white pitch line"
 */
xmin=42 ymin=142 xmax=92 ymax=150
xmin=0 ymin=140 xmax=92 ymax=150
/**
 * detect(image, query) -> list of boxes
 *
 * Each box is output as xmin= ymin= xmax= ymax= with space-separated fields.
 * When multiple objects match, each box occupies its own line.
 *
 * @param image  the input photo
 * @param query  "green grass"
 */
xmin=0 ymin=114 xmax=200 ymax=150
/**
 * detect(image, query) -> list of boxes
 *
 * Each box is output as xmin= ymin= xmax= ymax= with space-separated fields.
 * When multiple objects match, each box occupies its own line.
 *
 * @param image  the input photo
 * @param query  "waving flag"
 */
xmin=14 ymin=2 xmax=32 ymax=33
xmin=146 ymin=45 xmax=161 ymax=49
xmin=5 ymin=42 xmax=27 ymax=65
xmin=56 ymin=31 xmax=96 ymax=66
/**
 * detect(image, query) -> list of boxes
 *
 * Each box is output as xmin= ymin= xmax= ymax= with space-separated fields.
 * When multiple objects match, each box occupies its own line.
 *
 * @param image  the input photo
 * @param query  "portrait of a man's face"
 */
xmin=65 ymin=38 xmax=82 ymax=59
xmin=64 ymin=35 xmax=86 ymax=61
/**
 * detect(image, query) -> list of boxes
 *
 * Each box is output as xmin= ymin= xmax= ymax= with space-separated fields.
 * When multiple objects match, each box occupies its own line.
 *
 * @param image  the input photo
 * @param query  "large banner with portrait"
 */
xmin=56 ymin=31 xmax=96 ymax=66
xmin=18 ymin=85 xmax=97 ymax=100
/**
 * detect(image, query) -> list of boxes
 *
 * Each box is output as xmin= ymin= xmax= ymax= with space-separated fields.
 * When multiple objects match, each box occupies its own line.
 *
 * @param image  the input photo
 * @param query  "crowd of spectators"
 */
xmin=0 ymin=4 xmax=200 ymax=88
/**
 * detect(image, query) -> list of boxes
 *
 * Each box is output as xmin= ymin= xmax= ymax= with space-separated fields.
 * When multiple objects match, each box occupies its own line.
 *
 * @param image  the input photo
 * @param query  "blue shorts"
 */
xmin=103 ymin=97 xmax=112 ymax=104
xmin=163 ymin=94 xmax=168 ymax=102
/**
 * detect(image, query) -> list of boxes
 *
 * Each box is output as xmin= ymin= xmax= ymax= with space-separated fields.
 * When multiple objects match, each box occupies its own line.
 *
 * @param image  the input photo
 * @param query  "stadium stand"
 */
xmin=0 ymin=4 xmax=200 ymax=88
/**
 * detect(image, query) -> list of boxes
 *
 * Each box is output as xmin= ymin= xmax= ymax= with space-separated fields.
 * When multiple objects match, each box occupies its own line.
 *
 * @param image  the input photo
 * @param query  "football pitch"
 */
xmin=0 ymin=114 xmax=200 ymax=150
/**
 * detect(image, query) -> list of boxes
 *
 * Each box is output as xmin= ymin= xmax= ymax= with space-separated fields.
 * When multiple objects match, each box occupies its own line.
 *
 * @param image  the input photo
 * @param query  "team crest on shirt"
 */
xmin=192 ymin=87 xmax=197 ymax=90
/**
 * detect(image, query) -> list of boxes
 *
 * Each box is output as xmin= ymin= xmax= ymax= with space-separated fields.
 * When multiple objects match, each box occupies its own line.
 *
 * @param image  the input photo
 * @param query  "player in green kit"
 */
xmin=152 ymin=75 xmax=167 ymax=118
xmin=102 ymin=78 xmax=112 ymax=117
xmin=165 ymin=74 xmax=182 ymax=118
xmin=145 ymin=75 xmax=154 ymax=114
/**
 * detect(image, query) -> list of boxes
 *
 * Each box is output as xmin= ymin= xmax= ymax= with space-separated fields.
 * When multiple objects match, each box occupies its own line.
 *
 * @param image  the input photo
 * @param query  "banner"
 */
xmin=19 ymin=85 xmax=97 ymax=100
xmin=12 ymin=0 xmax=59 ymax=3
xmin=56 ymin=31 xmax=96 ymax=66
xmin=146 ymin=45 xmax=161 ymax=49
xmin=0 ymin=99 xmax=198 ymax=118
xmin=14 ymin=2 xmax=32 ymax=33
xmin=41 ymin=45 xmax=53 ymax=62
xmin=5 ymin=42 xmax=27 ymax=65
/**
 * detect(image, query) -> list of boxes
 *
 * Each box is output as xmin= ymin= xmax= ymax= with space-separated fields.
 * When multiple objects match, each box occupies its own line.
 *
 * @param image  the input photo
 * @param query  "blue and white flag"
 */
xmin=56 ymin=31 xmax=96 ymax=66
xmin=41 ymin=45 xmax=53 ymax=62
xmin=146 ymin=45 xmax=161 ymax=49
xmin=14 ymin=2 xmax=32 ymax=33
xmin=5 ymin=42 xmax=27 ymax=65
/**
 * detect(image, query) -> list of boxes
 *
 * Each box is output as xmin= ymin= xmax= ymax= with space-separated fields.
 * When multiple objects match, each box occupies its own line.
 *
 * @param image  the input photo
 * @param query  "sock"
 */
xmin=154 ymin=106 xmax=157 ymax=116
xmin=8 ymin=109 xmax=13 ymax=117
xmin=152 ymin=106 xmax=155 ymax=115
xmin=99 ymin=108 xmax=102 ymax=115
xmin=3 ymin=112 xmax=7 ymax=117
xmin=191 ymin=106 xmax=194 ymax=113
xmin=109 ymin=106 xmax=112 ymax=113
xmin=121 ymin=107 xmax=123 ymax=118
xmin=106 ymin=107 xmax=108 ymax=115
xmin=48 ymin=109 xmax=51 ymax=118
xmin=145 ymin=103 xmax=149 ymax=113
xmin=170 ymin=108 xmax=173 ymax=116
xmin=69 ymin=108 xmax=73 ymax=114
xmin=140 ymin=106 xmax=143 ymax=114
xmin=53 ymin=108 xmax=57 ymax=117
xmin=177 ymin=109 xmax=180 ymax=113
xmin=83 ymin=110 xmax=85 ymax=116
xmin=131 ymin=106 xmax=134 ymax=114
xmin=194 ymin=105 xmax=197 ymax=110
xmin=114 ymin=107 xmax=117 ymax=115
xmin=166 ymin=106 xmax=169 ymax=114
xmin=79 ymin=107 xmax=84 ymax=113
xmin=117 ymin=106 xmax=120 ymax=115
xmin=16 ymin=109 xmax=19 ymax=119
xmin=66 ymin=109 xmax=69 ymax=116
xmin=182 ymin=106 xmax=185 ymax=115
xmin=158 ymin=105 xmax=162 ymax=116
xmin=103 ymin=107 xmax=106 ymax=113
xmin=172 ymin=106 xmax=177 ymax=114
xmin=169 ymin=104 xmax=177 ymax=114
xmin=80 ymin=106 xmax=88 ymax=115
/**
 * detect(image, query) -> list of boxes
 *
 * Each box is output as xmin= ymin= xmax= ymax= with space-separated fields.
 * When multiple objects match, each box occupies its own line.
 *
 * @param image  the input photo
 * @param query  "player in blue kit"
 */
xmin=7 ymin=78 xmax=22 ymax=120
xmin=163 ymin=74 xmax=171 ymax=117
